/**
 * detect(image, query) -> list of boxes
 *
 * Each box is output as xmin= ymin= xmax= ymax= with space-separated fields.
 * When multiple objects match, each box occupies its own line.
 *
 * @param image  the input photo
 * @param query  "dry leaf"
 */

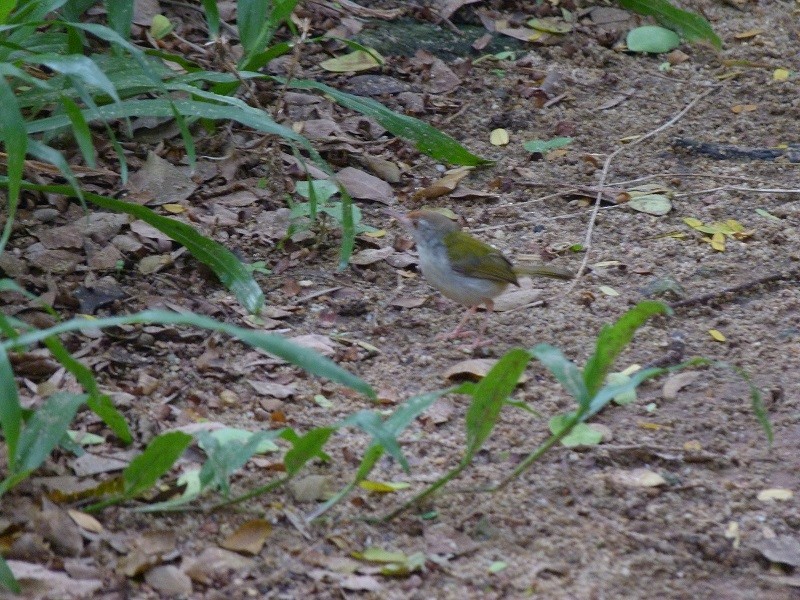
xmin=67 ymin=509 xmax=104 ymax=534
xmin=413 ymin=167 xmax=472 ymax=200
xmin=182 ymin=548 xmax=256 ymax=584
xmin=443 ymin=358 xmax=528 ymax=383
xmin=610 ymin=468 xmax=667 ymax=488
xmin=662 ymin=371 xmax=700 ymax=400
xmin=757 ymin=488 xmax=793 ymax=502
xmin=490 ymin=128 xmax=510 ymax=146
xmin=335 ymin=167 xmax=394 ymax=203
xmin=220 ymin=519 xmax=272 ymax=555
xmin=349 ymin=247 xmax=394 ymax=265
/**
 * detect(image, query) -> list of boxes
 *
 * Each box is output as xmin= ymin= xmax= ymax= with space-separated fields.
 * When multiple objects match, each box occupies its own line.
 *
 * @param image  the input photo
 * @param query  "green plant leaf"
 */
xmin=626 ymin=25 xmax=681 ymax=53
xmin=1 ymin=310 xmax=375 ymax=399
xmin=586 ymin=367 xmax=664 ymax=418
xmin=0 ymin=345 xmax=21 ymax=464
xmin=342 ymin=410 xmax=409 ymax=473
xmin=0 ymin=555 xmax=19 ymax=594
xmin=522 ymin=136 xmax=573 ymax=153
xmin=60 ymin=95 xmax=96 ymax=167
xmin=306 ymin=388 xmax=453 ymax=522
xmin=199 ymin=0 xmax=220 ymax=38
xmin=15 ymin=392 xmax=87 ymax=473
xmin=24 ymin=53 xmax=120 ymax=101
xmin=618 ymin=0 xmax=721 ymax=49
xmin=123 ymin=431 xmax=192 ymax=498
xmin=282 ymin=427 xmax=335 ymax=476
xmin=465 ymin=349 xmax=531 ymax=458
xmin=548 ymin=415 xmax=603 ymax=447
xmin=197 ymin=429 xmax=282 ymax=495
xmin=284 ymin=78 xmax=491 ymax=166
xmin=42 ymin=336 xmax=131 ymax=443
xmin=530 ymin=343 xmax=589 ymax=407
xmin=582 ymin=301 xmax=670 ymax=397
xmin=104 ymin=0 xmax=133 ymax=40
xmin=0 ymin=76 xmax=26 ymax=256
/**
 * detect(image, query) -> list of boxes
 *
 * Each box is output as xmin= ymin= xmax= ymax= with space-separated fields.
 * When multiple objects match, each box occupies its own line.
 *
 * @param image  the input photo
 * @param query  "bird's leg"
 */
xmin=436 ymin=305 xmax=479 ymax=340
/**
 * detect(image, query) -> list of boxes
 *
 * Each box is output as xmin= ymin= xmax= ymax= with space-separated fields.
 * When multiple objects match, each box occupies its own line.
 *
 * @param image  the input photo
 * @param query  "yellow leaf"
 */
xmin=773 ymin=68 xmax=790 ymax=81
xmin=683 ymin=440 xmax=702 ymax=452
xmin=730 ymin=104 xmax=757 ymax=113
xmin=362 ymin=229 xmax=386 ymax=238
xmin=163 ymin=203 xmax=185 ymax=213
xmin=489 ymin=128 xmax=510 ymax=146
xmin=710 ymin=233 xmax=726 ymax=251
xmin=359 ymin=480 xmax=411 ymax=493
xmin=682 ymin=217 xmax=703 ymax=228
xmin=599 ymin=285 xmax=620 ymax=297
xmin=708 ymin=329 xmax=726 ymax=342
xmin=320 ymin=49 xmax=384 ymax=73
xmin=734 ymin=29 xmax=762 ymax=39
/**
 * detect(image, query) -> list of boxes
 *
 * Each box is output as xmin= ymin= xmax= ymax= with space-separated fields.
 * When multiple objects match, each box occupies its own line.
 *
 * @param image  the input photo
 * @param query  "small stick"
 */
xmin=669 ymin=271 xmax=796 ymax=309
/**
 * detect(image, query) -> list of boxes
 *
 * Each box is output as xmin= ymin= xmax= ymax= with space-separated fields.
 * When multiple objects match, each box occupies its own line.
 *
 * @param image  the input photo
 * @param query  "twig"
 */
xmin=561 ymin=85 xmax=720 ymax=294
xmin=669 ymin=271 xmax=796 ymax=309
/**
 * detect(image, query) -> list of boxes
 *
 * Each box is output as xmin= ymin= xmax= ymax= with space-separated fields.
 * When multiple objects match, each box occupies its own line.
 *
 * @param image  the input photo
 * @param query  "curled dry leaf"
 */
xmin=413 ymin=167 xmax=472 ymax=200
xmin=181 ymin=548 xmax=256 ymax=584
xmin=443 ymin=358 xmax=529 ymax=383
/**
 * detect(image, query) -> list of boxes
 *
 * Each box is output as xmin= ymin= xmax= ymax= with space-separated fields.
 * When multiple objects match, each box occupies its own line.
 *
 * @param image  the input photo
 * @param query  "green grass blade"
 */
xmin=200 ymin=0 xmax=220 ymax=38
xmin=60 ymin=94 xmax=96 ymax=167
xmin=282 ymin=427 xmax=335 ymax=475
xmin=104 ymin=0 xmax=132 ymax=40
xmin=42 ymin=336 xmax=131 ymax=443
xmin=284 ymin=78 xmax=491 ymax=166
xmin=0 ymin=76 xmax=26 ymax=256
xmin=465 ymin=348 xmax=531 ymax=458
xmin=15 ymin=392 xmax=86 ymax=472
xmin=1 ymin=309 xmax=375 ymax=399
xmin=0 ymin=344 xmax=22 ymax=464
xmin=123 ymin=431 xmax=192 ymax=498
xmin=618 ymin=0 xmax=721 ymax=48
xmin=530 ymin=343 xmax=589 ymax=407
xmin=0 ymin=555 xmax=19 ymax=594
xmin=26 ymin=53 xmax=120 ymax=102
xmin=582 ymin=301 xmax=670 ymax=397
xmin=342 ymin=410 xmax=409 ymax=472
xmin=306 ymin=388 xmax=453 ymax=522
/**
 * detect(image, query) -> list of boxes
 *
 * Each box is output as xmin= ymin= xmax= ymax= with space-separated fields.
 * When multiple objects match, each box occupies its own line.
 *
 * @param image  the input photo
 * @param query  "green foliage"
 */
xmin=523 ymin=137 xmax=573 ymax=154
xmin=0 ymin=555 xmax=19 ymax=593
xmin=618 ymin=0 xmax=722 ymax=49
xmin=626 ymin=25 xmax=681 ymax=54
xmin=382 ymin=302 xmax=771 ymax=519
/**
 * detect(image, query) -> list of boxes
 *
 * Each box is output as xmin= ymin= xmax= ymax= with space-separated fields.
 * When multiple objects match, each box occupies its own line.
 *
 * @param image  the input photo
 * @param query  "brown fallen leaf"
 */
xmin=335 ymin=166 xmax=394 ymax=204
xmin=220 ymin=519 xmax=272 ymax=556
xmin=443 ymin=358 xmax=529 ymax=383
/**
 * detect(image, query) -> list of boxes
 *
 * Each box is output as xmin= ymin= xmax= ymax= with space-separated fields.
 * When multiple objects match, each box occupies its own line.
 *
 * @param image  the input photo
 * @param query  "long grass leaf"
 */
xmin=1 ymin=309 xmax=375 ymax=398
xmin=0 ymin=76 xmax=26 ymax=256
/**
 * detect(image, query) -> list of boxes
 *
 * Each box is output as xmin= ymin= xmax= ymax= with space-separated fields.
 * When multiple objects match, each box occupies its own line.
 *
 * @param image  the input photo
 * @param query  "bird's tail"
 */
xmin=513 ymin=263 xmax=575 ymax=280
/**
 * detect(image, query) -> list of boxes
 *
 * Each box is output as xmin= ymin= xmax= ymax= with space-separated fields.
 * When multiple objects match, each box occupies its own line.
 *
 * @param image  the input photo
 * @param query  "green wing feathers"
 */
xmin=444 ymin=231 xmax=519 ymax=285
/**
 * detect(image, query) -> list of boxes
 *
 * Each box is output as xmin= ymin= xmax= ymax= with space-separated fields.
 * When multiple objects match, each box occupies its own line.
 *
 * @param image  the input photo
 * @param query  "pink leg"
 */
xmin=436 ymin=306 xmax=478 ymax=340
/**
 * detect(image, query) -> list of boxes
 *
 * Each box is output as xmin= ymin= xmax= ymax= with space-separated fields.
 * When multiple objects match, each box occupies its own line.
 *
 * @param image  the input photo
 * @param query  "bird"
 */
xmin=394 ymin=209 xmax=574 ymax=341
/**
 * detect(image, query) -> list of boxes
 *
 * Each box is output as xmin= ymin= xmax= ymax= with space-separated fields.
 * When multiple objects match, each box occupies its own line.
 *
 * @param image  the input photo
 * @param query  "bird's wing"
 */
xmin=445 ymin=231 xmax=519 ymax=285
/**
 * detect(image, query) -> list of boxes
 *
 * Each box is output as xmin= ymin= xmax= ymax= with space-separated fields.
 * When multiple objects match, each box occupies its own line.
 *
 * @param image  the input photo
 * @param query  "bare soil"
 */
xmin=3 ymin=1 xmax=800 ymax=598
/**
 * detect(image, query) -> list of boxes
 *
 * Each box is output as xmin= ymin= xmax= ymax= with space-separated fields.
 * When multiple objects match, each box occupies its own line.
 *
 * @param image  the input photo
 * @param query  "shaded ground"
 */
xmin=2 ymin=1 xmax=800 ymax=598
